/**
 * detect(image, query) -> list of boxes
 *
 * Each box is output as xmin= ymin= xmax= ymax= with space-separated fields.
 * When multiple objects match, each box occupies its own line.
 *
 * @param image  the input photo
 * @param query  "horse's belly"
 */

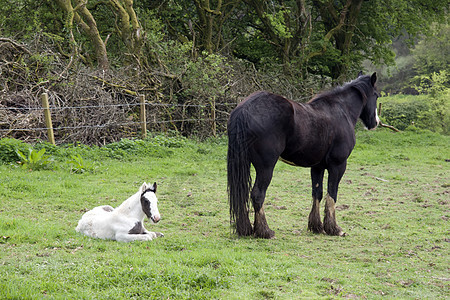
xmin=76 ymin=210 xmax=116 ymax=239
xmin=279 ymin=151 xmax=324 ymax=167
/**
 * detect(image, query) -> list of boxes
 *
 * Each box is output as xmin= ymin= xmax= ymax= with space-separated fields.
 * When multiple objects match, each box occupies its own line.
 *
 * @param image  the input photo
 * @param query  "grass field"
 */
xmin=0 ymin=129 xmax=449 ymax=299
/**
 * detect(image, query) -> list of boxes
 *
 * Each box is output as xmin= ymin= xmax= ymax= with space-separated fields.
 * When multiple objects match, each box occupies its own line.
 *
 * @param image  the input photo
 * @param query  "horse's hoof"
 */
xmin=308 ymin=223 xmax=324 ymax=234
xmin=324 ymin=224 xmax=344 ymax=236
xmin=256 ymin=233 xmax=275 ymax=239
xmin=156 ymin=232 xmax=164 ymax=238
xmin=265 ymin=230 xmax=275 ymax=239
xmin=254 ymin=228 xmax=275 ymax=239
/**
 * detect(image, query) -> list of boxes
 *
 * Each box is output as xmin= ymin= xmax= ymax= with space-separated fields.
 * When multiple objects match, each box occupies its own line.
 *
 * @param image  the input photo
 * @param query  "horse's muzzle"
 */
xmin=151 ymin=215 xmax=161 ymax=223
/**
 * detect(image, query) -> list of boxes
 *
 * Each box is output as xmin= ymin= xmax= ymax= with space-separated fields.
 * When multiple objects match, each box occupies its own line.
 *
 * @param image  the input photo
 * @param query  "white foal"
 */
xmin=76 ymin=182 xmax=164 ymax=242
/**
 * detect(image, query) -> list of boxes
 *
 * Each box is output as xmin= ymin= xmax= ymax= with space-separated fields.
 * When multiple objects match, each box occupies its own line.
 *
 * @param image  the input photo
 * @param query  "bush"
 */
xmin=104 ymin=137 xmax=171 ymax=159
xmin=0 ymin=135 xmax=188 ymax=167
xmin=380 ymin=95 xmax=429 ymax=130
xmin=416 ymin=91 xmax=450 ymax=135
xmin=380 ymin=94 xmax=449 ymax=134
xmin=0 ymin=138 xmax=29 ymax=164
xmin=413 ymin=70 xmax=450 ymax=134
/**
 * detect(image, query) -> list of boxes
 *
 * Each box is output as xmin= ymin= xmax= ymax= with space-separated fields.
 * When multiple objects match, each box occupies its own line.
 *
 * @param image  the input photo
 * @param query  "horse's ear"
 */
xmin=152 ymin=182 xmax=157 ymax=193
xmin=357 ymin=71 xmax=363 ymax=77
xmin=370 ymin=72 xmax=377 ymax=86
xmin=140 ymin=182 xmax=147 ymax=193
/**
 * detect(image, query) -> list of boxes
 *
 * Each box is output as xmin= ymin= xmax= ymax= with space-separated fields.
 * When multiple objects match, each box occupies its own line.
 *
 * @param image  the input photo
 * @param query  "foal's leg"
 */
xmin=115 ymin=231 xmax=164 ymax=242
xmin=115 ymin=232 xmax=154 ymax=242
xmin=251 ymin=164 xmax=276 ymax=239
xmin=308 ymin=167 xmax=325 ymax=234
xmin=324 ymin=163 xmax=346 ymax=236
xmin=143 ymin=228 xmax=164 ymax=238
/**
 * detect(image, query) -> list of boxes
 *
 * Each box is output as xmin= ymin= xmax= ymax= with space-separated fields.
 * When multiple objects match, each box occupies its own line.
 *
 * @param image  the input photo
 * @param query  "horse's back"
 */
xmin=234 ymin=91 xmax=294 ymax=116
xmin=228 ymin=91 xmax=352 ymax=168
xmin=76 ymin=206 xmax=115 ymax=239
xmin=76 ymin=205 xmax=144 ymax=240
xmin=230 ymin=91 xmax=295 ymax=136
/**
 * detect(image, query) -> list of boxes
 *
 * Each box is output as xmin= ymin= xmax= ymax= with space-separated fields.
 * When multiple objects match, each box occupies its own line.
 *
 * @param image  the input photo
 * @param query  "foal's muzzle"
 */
xmin=151 ymin=215 xmax=161 ymax=223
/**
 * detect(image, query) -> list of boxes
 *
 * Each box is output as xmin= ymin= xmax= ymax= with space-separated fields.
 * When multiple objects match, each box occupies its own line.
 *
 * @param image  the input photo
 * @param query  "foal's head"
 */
xmin=140 ymin=182 xmax=161 ymax=223
xmin=354 ymin=72 xmax=380 ymax=130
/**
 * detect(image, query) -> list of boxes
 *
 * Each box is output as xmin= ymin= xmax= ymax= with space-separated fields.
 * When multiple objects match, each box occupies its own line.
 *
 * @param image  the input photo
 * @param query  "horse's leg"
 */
xmin=308 ymin=167 xmax=325 ymax=234
xmin=251 ymin=164 xmax=276 ymax=239
xmin=143 ymin=228 xmax=164 ymax=238
xmin=115 ymin=232 xmax=154 ymax=242
xmin=324 ymin=162 xmax=346 ymax=236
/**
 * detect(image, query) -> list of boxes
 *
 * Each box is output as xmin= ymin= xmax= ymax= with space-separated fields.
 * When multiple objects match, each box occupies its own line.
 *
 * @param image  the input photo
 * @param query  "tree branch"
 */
xmin=0 ymin=38 xmax=31 ymax=55
xmin=379 ymin=122 xmax=400 ymax=132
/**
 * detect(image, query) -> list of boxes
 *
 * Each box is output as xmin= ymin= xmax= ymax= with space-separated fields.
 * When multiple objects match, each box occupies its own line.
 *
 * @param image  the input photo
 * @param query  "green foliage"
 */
xmin=67 ymin=154 xmax=99 ymax=174
xmin=263 ymin=9 xmax=293 ymax=39
xmin=380 ymin=95 xmax=429 ymax=130
xmin=103 ymin=136 xmax=187 ymax=159
xmin=0 ymin=135 xmax=190 ymax=170
xmin=414 ymin=70 xmax=449 ymax=96
xmin=413 ymin=70 xmax=450 ymax=134
xmin=233 ymin=35 xmax=278 ymax=66
xmin=15 ymin=148 xmax=53 ymax=170
xmin=380 ymin=93 xmax=450 ymax=134
xmin=412 ymin=23 xmax=450 ymax=81
xmin=380 ymin=23 xmax=449 ymax=94
xmin=182 ymin=53 xmax=232 ymax=99
xmin=34 ymin=141 xmax=61 ymax=156
xmin=0 ymin=1 xmax=63 ymax=40
xmin=0 ymin=138 xmax=29 ymax=164
xmin=148 ymin=134 xmax=187 ymax=148
xmin=416 ymin=89 xmax=450 ymax=135
xmin=1 ymin=0 xmax=448 ymax=83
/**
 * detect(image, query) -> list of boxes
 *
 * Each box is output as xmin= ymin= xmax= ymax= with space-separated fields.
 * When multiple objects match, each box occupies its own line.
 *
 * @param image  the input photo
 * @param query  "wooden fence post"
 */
xmin=211 ymin=97 xmax=216 ymax=137
xmin=139 ymin=95 xmax=147 ymax=139
xmin=40 ymin=93 xmax=55 ymax=145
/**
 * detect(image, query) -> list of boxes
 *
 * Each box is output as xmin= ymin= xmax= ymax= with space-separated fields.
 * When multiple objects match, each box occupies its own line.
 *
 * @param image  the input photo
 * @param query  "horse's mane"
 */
xmin=308 ymin=75 xmax=373 ymax=104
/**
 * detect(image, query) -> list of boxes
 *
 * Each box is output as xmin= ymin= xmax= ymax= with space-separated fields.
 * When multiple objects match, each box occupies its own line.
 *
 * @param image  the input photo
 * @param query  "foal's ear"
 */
xmin=151 ymin=182 xmax=157 ymax=193
xmin=140 ymin=182 xmax=148 ymax=193
xmin=371 ymin=72 xmax=377 ymax=86
xmin=357 ymin=71 xmax=363 ymax=77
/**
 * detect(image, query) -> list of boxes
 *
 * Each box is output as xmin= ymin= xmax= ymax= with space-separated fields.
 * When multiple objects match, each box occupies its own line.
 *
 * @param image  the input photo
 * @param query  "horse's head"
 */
xmin=355 ymin=72 xmax=380 ymax=130
xmin=140 ymin=182 xmax=161 ymax=223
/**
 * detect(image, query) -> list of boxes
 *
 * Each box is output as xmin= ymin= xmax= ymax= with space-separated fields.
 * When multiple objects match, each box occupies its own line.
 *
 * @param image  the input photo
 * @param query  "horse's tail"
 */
xmin=227 ymin=108 xmax=253 ymax=236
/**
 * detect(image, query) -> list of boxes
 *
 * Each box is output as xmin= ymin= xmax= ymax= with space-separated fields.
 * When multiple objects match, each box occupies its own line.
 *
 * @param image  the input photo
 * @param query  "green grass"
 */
xmin=1 ymin=130 xmax=449 ymax=299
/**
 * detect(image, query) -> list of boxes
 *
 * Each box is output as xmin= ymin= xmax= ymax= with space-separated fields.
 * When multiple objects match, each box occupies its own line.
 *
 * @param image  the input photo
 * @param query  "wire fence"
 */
xmin=0 ymin=94 xmax=237 ymax=144
xmin=0 ymin=103 xmax=231 ymax=130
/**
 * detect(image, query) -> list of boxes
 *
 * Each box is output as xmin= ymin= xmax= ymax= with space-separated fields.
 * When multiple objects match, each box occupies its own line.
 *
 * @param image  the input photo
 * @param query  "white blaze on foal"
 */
xmin=76 ymin=182 xmax=164 ymax=242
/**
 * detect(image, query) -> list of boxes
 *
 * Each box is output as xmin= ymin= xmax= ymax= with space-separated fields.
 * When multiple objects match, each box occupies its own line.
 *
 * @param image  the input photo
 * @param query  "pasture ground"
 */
xmin=0 ymin=129 xmax=449 ymax=299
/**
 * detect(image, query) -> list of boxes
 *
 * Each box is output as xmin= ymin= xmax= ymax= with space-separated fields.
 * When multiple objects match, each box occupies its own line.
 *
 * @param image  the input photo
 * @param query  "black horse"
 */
xmin=227 ymin=72 xmax=379 ymax=238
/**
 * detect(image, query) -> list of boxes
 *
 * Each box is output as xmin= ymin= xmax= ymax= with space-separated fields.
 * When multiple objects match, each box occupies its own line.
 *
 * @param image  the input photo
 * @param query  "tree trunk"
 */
xmin=55 ymin=0 xmax=109 ymax=70
xmin=109 ymin=0 xmax=144 ymax=59
xmin=193 ymin=0 xmax=222 ymax=54
xmin=312 ymin=0 xmax=363 ymax=82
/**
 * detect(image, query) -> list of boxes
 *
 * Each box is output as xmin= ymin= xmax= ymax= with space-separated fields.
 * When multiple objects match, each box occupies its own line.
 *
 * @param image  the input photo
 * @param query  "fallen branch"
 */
xmin=375 ymin=177 xmax=389 ymax=182
xmin=379 ymin=122 xmax=400 ymax=132
xmin=89 ymin=75 xmax=138 ymax=96
xmin=0 ymin=38 xmax=31 ymax=55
